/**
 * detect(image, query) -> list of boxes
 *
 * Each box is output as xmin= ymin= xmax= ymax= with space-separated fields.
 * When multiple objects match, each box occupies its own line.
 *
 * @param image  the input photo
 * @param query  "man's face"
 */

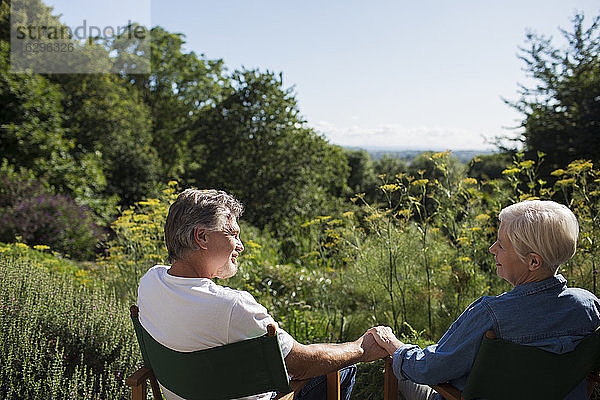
xmin=207 ymin=217 xmax=244 ymax=279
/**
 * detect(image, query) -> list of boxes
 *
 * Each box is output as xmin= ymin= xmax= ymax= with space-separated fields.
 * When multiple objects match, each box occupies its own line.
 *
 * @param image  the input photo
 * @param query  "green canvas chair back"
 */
xmin=461 ymin=328 xmax=600 ymax=400
xmin=130 ymin=305 xmax=292 ymax=400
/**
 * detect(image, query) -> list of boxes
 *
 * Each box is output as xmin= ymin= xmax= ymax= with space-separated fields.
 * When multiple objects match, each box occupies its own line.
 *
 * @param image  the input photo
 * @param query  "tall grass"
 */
xmin=0 ymin=254 xmax=141 ymax=399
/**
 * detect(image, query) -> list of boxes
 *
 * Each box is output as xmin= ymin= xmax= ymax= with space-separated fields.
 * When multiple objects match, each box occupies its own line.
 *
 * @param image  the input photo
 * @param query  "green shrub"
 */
xmin=0 ymin=254 xmax=141 ymax=399
xmin=0 ymin=242 xmax=93 ymax=284
xmin=0 ymin=165 xmax=103 ymax=260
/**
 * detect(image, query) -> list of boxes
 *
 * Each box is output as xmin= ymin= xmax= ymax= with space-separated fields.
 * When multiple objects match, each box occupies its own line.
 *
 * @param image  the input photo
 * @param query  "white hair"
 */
xmin=499 ymin=200 xmax=579 ymax=273
xmin=164 ymin=189 xmax=244 ymax=263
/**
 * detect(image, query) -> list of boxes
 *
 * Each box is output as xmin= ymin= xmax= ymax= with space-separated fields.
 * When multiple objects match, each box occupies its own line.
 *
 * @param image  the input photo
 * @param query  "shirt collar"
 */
xmin=508 ymin=274 xmax=567 ymax=296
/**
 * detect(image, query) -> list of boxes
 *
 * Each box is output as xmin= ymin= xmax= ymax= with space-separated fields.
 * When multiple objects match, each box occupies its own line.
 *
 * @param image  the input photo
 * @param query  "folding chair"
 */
xmin=384 ymin=329 xmax=600 ymax=400
xmin=126 ymin=305 xmax=342 ymax=400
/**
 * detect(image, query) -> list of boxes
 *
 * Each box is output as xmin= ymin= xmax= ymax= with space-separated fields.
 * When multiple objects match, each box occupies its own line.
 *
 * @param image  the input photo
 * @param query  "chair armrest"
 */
xmin=384 ymin=356 xmax=398 ymax=400
xmin=327 ymin=370 xmax=341 ymax=400
xmin=126 ymin=367 xmax=154 ymax=387
xmin=432 ymin=383 xmax=462 ymax=400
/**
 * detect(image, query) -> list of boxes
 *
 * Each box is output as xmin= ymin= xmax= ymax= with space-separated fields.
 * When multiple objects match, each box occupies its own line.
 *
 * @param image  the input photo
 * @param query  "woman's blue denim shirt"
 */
xmin=392 ymin=274 xmax=600 ymax=400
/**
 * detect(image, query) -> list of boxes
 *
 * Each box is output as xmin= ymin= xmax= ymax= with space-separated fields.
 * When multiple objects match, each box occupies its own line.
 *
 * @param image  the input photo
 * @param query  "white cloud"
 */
xmin=310 ymin=121 xmax=496 ymax=151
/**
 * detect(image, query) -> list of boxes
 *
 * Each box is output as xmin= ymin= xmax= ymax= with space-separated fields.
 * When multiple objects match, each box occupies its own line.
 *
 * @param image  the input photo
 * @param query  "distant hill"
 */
xmin=343 ymin=147 xmax=495 ymax=163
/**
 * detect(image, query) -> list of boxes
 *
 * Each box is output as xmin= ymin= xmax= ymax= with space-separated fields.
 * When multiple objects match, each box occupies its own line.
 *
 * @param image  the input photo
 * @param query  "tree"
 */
xmin=185 ymin=69 xmax=349 ymax=231
xmin=124 ymin=27 xmax=228 ymax=181
xmin=344 ymin=149 xmax=378 ymax=199
xmin=51 ymin=73 xmax=160 ymax=207
xmin=508 ymin=13 xmax=600 ymax=176
xmin=0 ymin=44 xmax=111 ymax=217
xmin=2 ymin=0 xmax=107 ymax=219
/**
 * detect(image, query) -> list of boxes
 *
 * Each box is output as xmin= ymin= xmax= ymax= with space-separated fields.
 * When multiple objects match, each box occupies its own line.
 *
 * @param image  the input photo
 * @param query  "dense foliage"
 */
xmin=0 ymin=249 xmax=140 ymax=399
xmin=0 ymin=164 xmax=103 ymax=259
xmin=3 ymin=152 xmax=600 ymax=399
xmin=0 ymin=0 xmax=350 ymax=248
xmin=507 ymin=13 xmax=600 ymax=178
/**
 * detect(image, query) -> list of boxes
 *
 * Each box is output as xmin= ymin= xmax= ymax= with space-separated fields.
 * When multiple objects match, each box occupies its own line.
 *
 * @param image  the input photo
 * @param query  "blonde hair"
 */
xmin=499 ymin=200 xmax=578 ymax=272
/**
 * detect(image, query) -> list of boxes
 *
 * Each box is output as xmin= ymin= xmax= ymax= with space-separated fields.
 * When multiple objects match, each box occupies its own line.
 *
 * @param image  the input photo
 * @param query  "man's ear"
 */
xmin=528 ymin=252 xmax=543 ymax=271
xmin=193 ymin=227 xmax=209 ymax=249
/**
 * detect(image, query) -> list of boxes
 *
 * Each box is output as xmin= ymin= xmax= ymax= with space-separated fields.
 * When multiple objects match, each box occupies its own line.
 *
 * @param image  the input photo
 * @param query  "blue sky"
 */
xmin=44 ymin=0 xmax=600 ymax=151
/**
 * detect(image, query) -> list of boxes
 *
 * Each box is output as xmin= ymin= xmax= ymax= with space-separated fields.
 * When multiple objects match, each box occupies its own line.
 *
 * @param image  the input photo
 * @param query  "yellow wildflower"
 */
xmin=519 ymin=195 xmax=540 ymax=201
xmin=555 ymin=178 xmax=575 ymax=186
xmin=518 ymin=160 xmax=535 ymax=169
xmin=138 ymin=198 xmax=160 ymax=206
xmin=396 ymin=209 xmax=411 ymax=218
xmin=502 ymin=168 xmax=520 ymax=175
xmin=567 ymin=160 xmax=593 ymax=172
xmin=431 ymin=151 xmax=451 ymax=159
xmin=475 ymin=214 xmax=490 ymax=222
xmin=411 ymin=179 xmax=429 ymax=186
xmin=380 ymin=183 xmax=401 ymax=191
xmin=246 ymin=240 xmax=262 ymax=249
xmin=300 ymin=218 xmax=319 ymax=227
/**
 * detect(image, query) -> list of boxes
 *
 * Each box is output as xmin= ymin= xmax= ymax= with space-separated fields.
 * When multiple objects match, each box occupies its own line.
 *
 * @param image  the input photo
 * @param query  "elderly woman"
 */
xmin=369 ymin=200 xmax=600 ymax=400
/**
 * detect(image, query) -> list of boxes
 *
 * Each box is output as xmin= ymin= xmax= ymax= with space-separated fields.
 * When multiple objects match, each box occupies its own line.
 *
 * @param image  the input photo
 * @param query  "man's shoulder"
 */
xmin=224 ymin=287 xmax=266 ymax=312
xmin=139 ymin=264 xmax=169 ymax=283
xmin=144 ymin=264 xmax=169 ymax=275
xmin=211 ymin=284 xmax=258 ymax=304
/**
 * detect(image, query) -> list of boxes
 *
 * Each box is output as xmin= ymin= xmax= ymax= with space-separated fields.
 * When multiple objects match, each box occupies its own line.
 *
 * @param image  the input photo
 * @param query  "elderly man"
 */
xmin=369 ymin=200 xmax=600 ymax=400
xmin=137 ymin=189 xmax=387 ymax=400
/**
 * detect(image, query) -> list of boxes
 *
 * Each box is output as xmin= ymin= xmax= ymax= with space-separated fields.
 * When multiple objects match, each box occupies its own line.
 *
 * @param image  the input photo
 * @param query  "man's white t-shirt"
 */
xmin=137 ymin=265 xmax=295 ymax=400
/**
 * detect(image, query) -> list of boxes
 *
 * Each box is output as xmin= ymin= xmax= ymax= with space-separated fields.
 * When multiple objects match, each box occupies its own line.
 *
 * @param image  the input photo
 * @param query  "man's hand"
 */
xmin=367 ymin=326 xmax=404 ymax=355
xmin=356 ymin=330 xmax=390 ymax=362
xmin=284 ymin=331 xmax=388 ymax=380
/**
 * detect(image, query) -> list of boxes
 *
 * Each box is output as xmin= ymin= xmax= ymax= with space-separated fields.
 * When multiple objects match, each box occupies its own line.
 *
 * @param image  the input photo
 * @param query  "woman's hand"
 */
xmin=367 ymin=326 xmax=404 ymax=355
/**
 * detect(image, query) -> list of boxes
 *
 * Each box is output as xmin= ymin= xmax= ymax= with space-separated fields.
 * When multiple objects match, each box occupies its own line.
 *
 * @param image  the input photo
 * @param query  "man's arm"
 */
xmin=284 ymin=331 xmax=388 ymax=380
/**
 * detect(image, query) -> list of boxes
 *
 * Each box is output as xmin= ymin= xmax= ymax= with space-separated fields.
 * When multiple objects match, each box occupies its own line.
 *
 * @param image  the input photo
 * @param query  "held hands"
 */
xmin=367 ymin=326 xmax=404 ymax=356
xmin=356 ymin=329 xmax=390 ymax=362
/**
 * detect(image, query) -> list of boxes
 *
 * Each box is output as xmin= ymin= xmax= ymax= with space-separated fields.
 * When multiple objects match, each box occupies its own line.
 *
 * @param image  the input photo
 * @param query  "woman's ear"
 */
xmin=193 ymin=227 xmax=209 ymax=249
xmin=528 ymin=252 xmax=543 ymax=271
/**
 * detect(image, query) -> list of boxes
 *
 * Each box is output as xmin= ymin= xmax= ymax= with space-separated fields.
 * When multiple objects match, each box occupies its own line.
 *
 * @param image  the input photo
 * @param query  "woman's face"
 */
xmin=489 ymin=222 xmax=530 ymax=286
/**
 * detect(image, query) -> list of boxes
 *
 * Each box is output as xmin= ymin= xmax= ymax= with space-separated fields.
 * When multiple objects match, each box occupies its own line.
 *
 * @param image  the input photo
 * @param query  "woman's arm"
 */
xmin=370 ymin=299 xmax=494 ymax=385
